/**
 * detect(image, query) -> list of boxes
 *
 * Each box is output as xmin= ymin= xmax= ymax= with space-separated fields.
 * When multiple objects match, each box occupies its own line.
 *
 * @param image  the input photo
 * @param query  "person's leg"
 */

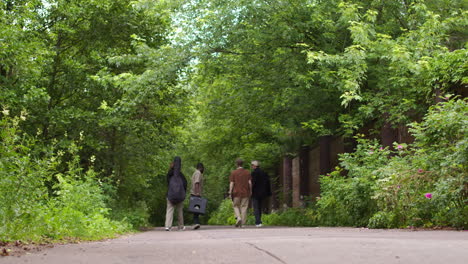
xmin=193 ymin=213 xmax=200 ymax=225
xmin=176 ymin=202 xmax=184 ymax=229
xmin=258 ymin=197 xmax=264 ymax=225
xmin=240 ymin=197 xmax=249 ymax=225
xmin=193 ymin=213 xmax=200 ymax=229
xmin=232 ymin=197 xmax=242 ymax=226
xmin=252 ymin=197 xmax=262 ymax=225
xmin=165 ymin=199 xmax=175 ymax=229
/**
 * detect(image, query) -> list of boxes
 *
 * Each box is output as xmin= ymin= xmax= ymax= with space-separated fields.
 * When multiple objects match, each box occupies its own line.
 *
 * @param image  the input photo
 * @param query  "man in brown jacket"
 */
xmin=229 ymin=158 xmax=251 ymax=227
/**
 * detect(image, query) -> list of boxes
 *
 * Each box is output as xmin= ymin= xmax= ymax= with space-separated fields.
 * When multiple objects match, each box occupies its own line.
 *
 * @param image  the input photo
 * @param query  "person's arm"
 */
xmin=194 ymin=182 xmax=201 ymax=196
xmin=251 ymin=170 xmax=257 ymax=188
xmin=181 ymin=173 xmax=187 ymax=191
xmin=248 ymin=173 xmax=252 ymax=196
xmin=193 ymin=171 xmax=202 ymax=196
xmin=229 ymin=181 xmax=234 ymax=199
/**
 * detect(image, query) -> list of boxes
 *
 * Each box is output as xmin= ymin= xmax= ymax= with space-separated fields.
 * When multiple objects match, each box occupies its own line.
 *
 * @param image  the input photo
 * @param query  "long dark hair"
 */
xmin=173 ymin=156 xmax=182 ymax=178
xmin=196 ymin=162 xmax=204 ymax=173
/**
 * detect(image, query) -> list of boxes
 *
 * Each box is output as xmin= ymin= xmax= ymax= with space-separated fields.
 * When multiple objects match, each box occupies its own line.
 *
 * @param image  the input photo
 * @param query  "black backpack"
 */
xmin=167 ymin=173 xmax=186 ymax=204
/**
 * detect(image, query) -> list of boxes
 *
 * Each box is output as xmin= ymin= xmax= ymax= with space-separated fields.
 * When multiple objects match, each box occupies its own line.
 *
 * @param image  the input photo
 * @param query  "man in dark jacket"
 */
xmin=250 ymin=160 xmax=272 ymax=227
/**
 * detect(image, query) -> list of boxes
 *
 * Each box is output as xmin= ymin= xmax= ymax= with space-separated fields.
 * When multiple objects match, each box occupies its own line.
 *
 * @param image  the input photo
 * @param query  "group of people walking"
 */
xmin=229 ymin=158 xmax=272 ymax=227
xmin=165 ymin=157 xmax=271 ymax=231
xmin=164 ymin=157 xmax=204 ymax=231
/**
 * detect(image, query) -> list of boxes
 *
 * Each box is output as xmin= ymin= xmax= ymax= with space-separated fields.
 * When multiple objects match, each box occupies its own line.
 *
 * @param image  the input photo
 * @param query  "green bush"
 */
xmin=373 ymin=99 xmax=467 ymax=228
xmin=263 ymin=208 xmax=317 ymax=226
xmin=40 ymin=169 xmax=130 ymax=240
xmin=317 ymin=173 xmax=377 ymax=227
xmin=431 ymin=177 xmax=468 ymax=228
xmin=318 ymin=98 xmax=467 ymax=229
xmin=110 ymin=201 xmax=151 ymax=229
xmin=208 ymin=199 xmax=318 ymax=227
xmin=0 ymin=115 xmax=130 ymax=242
xmin=315 ymin=138 xmax=385 ymax=227
xmin=207 ymin=199 xmax=237 ymax=225
xmin=368 ymin=211 xmax=396 ymax=229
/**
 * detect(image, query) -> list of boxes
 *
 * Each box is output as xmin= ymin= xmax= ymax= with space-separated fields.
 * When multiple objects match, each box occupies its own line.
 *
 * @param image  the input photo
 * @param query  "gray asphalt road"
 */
xmin=1 ymin=226 xmax=467 ymax=264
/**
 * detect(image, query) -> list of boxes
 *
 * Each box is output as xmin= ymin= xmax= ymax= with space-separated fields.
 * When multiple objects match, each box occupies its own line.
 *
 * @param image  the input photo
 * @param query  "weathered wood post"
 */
xmin=299 ymin=145 xmax=310 ymax=199
xmin=282 ymin=156 xmax=292 ymax=208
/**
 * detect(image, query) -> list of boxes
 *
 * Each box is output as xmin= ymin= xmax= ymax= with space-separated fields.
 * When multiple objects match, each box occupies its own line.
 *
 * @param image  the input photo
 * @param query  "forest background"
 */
xmin=1 ymin=0 xmax=466 ymax=242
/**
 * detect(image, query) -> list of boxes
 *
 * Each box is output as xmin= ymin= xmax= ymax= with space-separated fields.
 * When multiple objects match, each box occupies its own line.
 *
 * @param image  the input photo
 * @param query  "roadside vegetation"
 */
xmin=227 ymin=99 xmax=466 ymax=229
xmin=1 ymin=0 xmax=466 ymax=243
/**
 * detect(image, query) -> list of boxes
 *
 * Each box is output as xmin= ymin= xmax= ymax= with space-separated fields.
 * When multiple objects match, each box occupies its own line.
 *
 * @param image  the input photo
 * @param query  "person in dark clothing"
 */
xmin=250 ymin=160 xmax=272 ymax=227
xmin=165 ymin=156 xmax=187 ymax=231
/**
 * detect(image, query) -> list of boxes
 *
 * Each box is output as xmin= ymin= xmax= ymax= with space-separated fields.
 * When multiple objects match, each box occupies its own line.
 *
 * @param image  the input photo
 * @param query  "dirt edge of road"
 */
xmin=0 ymin=241 xmax=54 ymax=257
xmin=0 ymin=233 xmax=134 ymax=258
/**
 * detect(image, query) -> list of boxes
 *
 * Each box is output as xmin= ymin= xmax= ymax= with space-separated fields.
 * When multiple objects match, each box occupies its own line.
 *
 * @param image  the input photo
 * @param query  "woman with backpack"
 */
xmin=165 ymin=156 xmax=187 ymax=231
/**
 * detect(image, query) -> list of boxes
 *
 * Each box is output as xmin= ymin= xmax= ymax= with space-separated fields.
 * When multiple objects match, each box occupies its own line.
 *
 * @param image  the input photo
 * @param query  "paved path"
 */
xmin=2 ymin=226 xmax=467 ymax=264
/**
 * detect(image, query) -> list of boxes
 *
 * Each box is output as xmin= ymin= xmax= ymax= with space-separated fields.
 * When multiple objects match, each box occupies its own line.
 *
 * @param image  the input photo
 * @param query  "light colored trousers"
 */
xmin=233 ymin=197 xmax=249 ymax=225
xmin=165 ymin=199 xmax=184 ymax=228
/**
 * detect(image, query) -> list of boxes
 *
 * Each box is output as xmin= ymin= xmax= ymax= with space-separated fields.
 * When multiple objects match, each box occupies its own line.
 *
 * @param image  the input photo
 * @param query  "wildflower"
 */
xmin=379 ymin=147 xmax=384 ymax=151
xmin=2 ymin=108 xmax=9 ymax=116
xmin=424 ymin=193 xmax=432 ymax=199
xmin=397 ymin=185 xmax=401 ymax=189
xmin=368 ymin=151 xmax=374 ymax=155
xmin=418 ymin=169 xmax=424 ymax=173
xmin=20 ymin=110 xmax=28 ymax=121
xmin=397 ymin=145 xmax=403 ymax=150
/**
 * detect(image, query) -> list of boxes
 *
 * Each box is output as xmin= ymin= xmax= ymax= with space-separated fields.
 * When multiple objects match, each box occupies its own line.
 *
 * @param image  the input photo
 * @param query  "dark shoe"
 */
xmin=235 ymin=219 xmax=242 ymax=227
xmin=193 ymin=224 xmax=200 ymax=230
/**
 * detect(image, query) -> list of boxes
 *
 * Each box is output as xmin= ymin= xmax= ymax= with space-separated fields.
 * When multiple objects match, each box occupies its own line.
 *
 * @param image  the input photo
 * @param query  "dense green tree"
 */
xmin=1 ymin=0 xmax=191 ymax=226
xmin=1 ymin=0 xmax=466 ymax=235
xmin=174 ymin=0 xmax=467 ymax=211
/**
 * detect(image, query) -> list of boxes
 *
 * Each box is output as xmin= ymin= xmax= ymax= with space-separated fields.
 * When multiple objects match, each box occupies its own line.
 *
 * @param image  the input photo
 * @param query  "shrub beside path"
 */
xmin=1 ymin=226 xmax=467 ymax=264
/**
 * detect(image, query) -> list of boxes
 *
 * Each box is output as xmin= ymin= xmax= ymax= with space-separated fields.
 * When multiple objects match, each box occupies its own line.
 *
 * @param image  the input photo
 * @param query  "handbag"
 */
xmin=188 ymin=196 xmax=207 ymax=214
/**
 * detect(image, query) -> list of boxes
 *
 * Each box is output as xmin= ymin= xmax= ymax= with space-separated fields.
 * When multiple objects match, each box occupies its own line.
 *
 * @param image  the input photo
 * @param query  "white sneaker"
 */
xmin=178 ymin=226 xmax=186 ymax=231
xmin=165 ymin=227 xmax=170 ymax=231
xmin=256 ymin=224 xmax=263 ymax=227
